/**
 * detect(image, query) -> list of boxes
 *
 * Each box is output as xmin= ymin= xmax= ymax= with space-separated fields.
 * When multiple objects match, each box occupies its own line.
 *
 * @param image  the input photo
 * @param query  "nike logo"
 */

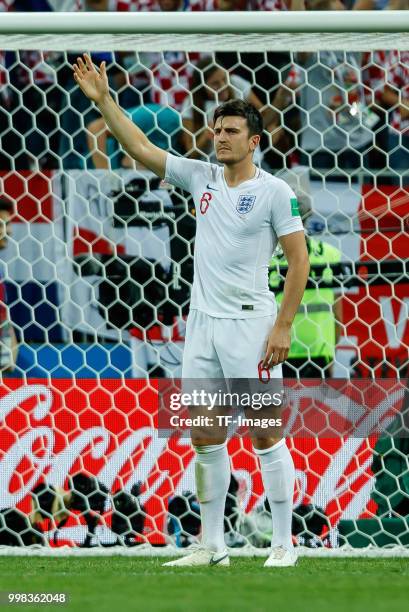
xmin=206 ymin=184 xmax=219 ymax=191
xmin=209 ymin=553 xmax=228 ymax=566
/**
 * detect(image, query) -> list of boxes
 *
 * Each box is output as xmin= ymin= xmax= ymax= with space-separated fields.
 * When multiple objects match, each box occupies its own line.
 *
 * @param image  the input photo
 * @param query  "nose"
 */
xmin=218 ymin=129 xmax=228 ymax=142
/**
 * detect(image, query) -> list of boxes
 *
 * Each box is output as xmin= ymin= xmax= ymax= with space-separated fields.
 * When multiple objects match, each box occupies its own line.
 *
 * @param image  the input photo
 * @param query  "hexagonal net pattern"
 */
xmin=0 ymin=44 xmax=408 ymax=556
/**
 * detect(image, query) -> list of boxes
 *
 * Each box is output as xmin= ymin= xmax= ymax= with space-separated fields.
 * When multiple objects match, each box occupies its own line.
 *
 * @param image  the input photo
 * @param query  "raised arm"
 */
xmin=72 ymin=54 xmax=167 ymax=178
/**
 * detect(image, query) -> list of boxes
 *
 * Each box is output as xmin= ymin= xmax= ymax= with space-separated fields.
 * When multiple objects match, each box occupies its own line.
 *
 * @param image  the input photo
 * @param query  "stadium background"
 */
xmin=0 ymin=0 xmax=408 ymax=552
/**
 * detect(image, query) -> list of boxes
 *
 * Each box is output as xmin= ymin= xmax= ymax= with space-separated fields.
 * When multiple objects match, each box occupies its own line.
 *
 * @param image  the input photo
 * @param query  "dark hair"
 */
xmin=213 ymin=99 xmax=263 ymax=137
xmin=191 ymin=58 xmax=233 ymax=131
xmin=0 ymin=199 xmax=13 ymax=214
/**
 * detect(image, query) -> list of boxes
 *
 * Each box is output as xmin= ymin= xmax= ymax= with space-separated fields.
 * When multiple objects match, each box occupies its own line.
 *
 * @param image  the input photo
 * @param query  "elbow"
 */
xmin=288 ymin=253 xmax=310 ymax=279
xmin=295 ymin=250 xmax=310 ymax=271
xmin=127 ymin=139 xmax=149 ymax=163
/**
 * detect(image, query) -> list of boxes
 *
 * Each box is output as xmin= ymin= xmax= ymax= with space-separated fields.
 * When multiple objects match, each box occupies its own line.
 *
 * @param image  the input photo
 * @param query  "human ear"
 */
xmin=250 ymin=134 xmax=261 ymax=151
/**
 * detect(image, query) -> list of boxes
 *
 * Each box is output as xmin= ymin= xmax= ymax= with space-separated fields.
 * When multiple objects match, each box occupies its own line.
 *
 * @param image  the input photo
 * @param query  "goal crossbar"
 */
xmin=0 ymin=11 xmax=409 ymax=51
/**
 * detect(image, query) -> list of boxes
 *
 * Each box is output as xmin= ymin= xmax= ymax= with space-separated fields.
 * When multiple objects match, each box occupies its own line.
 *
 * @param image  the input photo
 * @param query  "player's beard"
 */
xmin=216 ymin=148 xmax=248 ymax=165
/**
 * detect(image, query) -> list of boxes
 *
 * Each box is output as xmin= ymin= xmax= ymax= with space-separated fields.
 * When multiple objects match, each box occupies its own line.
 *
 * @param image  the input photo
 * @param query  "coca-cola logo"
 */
xmin=0 ymin=379 xmax=387 ymax=544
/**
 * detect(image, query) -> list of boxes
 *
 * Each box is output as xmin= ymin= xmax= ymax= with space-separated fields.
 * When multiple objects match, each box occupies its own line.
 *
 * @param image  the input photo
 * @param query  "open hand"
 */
xmin=72 ymin=53 xmax=109 ymax=104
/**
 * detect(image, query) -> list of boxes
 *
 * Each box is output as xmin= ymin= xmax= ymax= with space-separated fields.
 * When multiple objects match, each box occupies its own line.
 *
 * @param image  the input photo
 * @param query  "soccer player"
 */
xmin=73 ymin=54 xmax=310 ymax=567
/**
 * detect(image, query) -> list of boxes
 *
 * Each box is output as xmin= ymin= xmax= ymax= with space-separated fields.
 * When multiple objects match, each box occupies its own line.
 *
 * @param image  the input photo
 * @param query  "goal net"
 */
xmin=0 ymin=11 xmax=408 ymax=556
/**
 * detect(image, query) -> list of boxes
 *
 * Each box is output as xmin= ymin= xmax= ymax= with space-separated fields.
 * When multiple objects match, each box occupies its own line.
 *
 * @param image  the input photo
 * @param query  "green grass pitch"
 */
xmin=0 ymin=557 xmax=407 ymax=612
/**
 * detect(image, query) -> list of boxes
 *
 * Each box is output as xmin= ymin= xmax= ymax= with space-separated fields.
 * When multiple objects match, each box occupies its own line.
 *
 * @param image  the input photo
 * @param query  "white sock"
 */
xmin=254 ymin=439 xmax=295 ymax=550
xmin=194 ymin=443 xmax=230 ymax=553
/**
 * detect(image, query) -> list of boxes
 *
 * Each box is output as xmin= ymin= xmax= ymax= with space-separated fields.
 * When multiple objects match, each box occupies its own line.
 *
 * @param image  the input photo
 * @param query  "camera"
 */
xmin=74 ymin=177 xmax=196 ymax=329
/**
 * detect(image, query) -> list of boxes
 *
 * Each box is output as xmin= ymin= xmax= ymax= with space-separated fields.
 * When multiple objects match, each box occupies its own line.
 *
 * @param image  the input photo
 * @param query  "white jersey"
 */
xmin=165 ymin=154 xmax=304 ymax=318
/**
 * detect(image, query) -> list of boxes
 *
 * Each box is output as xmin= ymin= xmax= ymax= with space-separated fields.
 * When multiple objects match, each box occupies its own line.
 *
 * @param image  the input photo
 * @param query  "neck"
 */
xmin=223 ymin=157 xmax=257 ymax=188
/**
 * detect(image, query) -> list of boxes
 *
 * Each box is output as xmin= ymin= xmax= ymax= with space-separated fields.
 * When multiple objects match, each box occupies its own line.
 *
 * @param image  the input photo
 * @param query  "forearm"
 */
xmin=275 ymin=257 xmax=310 ymax=328
xmin=97 ymin=94 xmax=150 ymax=162
xmin=73 ymin=55 xmax=167 ymax=177
xmin=382 ymin=87 xmax=397 ymax=106
xmin=260 ymin=105 xmax=280 ymax=130
xmin=272 ymin=86 xmax=293 ymax=114
xmin=382 ymin=87 xmax=409 ymax=119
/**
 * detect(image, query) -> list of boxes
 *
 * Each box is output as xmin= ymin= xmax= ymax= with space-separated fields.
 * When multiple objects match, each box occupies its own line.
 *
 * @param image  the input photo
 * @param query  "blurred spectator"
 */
xmin=57 ymin=0 xmax=129 ymax=168
xmin=47 ymin=0 xmax=153 ymax=10
xmin=353 ymin=0 xmax=390 ymax=8
xmin=71 ymin=0 xmax=217 ymax=9
xmin=386 ymin=0 xmax=409 ymax=6
xmin=84 ymin=0 xmax=109 ymax=7
xmin=207 ymin=0 xmax=292 ymax=9
xmin=7 ymin=50 xmax=63 ymax=169
xmin=59 ymin=54 xmax=106 ymax=169
xmin=108 ymin=0 xmax=208 ymax=115
xmin=0 ymin=5 xmax=60 ymax=171
xmin=46 ymin=0 xmax=81 ymax=7
xmin=382 ymin=50 xmax=409 ymax=185
xmin=157 ymin=0 xmax=188 ymax=7
xmin=272 ymin=0 xmax=374 ymax=176
xmin=361 ymin=51 xmax=391 ymax=175
xmin=86 ymin=103 xmax=181 ymax=169
xmin=132 ymin=49 xmax=204 ymax=112
xmin=0 ymin=1 xmax=15 ymax=10
xmin=0 ymin=199 xmax=18 ymax=373
xmin=131 ymin=0 xmax=210 ymax=111
xmin=13 ymin=0 xmax=52 ymax=8
xmin=0 ymin=52 xmax=17 ymax=170
xmin=213 ymin=0 xmax=293 ymax=169
xmin=181 ymin=57 xmax=276 ymax=159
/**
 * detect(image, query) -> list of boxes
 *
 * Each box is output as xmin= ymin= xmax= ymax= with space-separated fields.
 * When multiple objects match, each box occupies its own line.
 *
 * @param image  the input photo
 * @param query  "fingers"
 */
xmin=262 ymin=345 xmax=288 ymax=369
xmin=72 ymin=57 xmax=86 ymax=80
xmin=100 ymin=61 xmax=107 ymax=79
xmin=72 ymin=53 xmax=102 ymax=85
xmin=262 ymin=348 xmax=274 ymax=369
xmin=73 ymin=54 xmax=95 ymax=76
xmin=72 ymin=63 xmax=82 ymax=80
xmin=84 ymin=53 xmax=95 ymax=71
xmin=77 ymin=56 xmax=87 ymax=74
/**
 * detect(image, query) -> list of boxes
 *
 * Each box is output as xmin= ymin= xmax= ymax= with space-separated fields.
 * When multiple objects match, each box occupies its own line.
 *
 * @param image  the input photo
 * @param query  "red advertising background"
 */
xmin=343 ymin=186 xmax=409 ymax=376
xmin=0 ymin=379 xmax=379 ymax=546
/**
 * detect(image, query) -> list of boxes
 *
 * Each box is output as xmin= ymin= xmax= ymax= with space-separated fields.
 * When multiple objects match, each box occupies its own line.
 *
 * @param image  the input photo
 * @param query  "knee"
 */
xmin=252 ymin=436 xmax=281 ymax=451
xmin=191 ymin=436 xmax=227 ymax=447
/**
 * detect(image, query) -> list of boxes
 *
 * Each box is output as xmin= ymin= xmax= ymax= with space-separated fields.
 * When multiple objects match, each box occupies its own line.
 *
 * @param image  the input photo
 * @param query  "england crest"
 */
xmin=236 ymin=194 xmax=256 ymax=214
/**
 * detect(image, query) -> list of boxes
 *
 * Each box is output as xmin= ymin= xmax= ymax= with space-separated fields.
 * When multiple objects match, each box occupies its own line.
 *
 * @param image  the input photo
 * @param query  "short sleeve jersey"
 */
xmin=165 ymin=154 xmax=304 ymax=318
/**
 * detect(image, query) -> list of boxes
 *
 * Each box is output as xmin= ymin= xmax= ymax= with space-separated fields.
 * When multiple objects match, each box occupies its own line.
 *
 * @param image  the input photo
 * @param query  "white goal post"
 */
xmin=0 ymin=11 xmax=408 ymax=50
xmin=0 ymin=10 xmax=408 ymax=557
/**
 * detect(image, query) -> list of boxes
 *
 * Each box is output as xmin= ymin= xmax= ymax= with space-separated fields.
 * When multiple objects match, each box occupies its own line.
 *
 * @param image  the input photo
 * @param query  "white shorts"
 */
xmin=181 ymin=309 xmax=282 ymax=379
